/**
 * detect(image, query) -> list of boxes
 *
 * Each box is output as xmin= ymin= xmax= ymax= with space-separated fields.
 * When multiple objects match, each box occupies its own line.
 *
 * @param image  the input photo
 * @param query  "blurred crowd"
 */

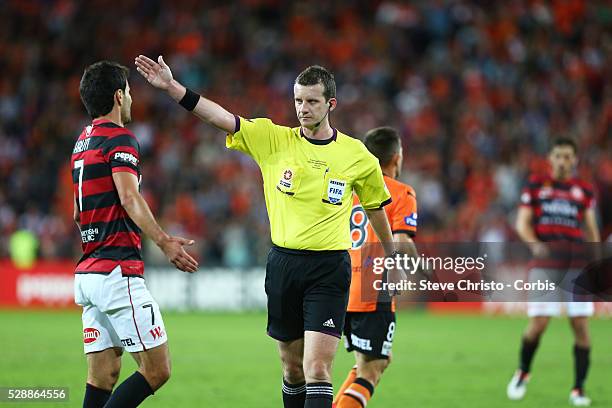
xmin=0 ymin=0 xmax=610 ymax=267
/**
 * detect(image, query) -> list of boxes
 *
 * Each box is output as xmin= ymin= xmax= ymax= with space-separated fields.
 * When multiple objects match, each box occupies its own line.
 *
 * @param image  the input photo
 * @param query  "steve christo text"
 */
xmin=373 ymin=278 xmax=557 ymax=293
xmin=368 ymin=253 xmax=556 ymax=293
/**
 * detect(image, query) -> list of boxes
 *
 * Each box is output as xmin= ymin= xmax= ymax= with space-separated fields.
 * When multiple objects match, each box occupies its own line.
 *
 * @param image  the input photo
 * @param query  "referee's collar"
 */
xmin=300 ymin=128 xmax=337 ymax=145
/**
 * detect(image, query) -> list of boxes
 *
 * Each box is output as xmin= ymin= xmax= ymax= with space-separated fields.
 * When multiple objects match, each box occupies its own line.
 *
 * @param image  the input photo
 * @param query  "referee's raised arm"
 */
xmin=135 ymin=55 xmax=236 ymax=134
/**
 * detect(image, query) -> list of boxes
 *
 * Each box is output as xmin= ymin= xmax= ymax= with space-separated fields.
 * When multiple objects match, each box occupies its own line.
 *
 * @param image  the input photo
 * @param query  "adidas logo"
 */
xmin=323 ymin=319 xmax=335 ymax=328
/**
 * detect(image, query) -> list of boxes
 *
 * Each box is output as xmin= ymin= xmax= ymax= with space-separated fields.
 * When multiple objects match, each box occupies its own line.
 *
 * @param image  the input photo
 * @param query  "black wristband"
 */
xmin=179 ymin=88 xmax=199 ymax=111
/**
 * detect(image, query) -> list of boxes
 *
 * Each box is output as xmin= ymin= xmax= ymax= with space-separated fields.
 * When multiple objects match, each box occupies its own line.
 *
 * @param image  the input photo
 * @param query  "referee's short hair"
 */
xmin=295 ymin=65 xmax=336 ymax=101
xmin=364 ymin=127 xmax=401 ymax=166
xmin=80 ymin=61 xmax=129 ymax=119
xmin=551 ymin=137 xmax=578 ymax=154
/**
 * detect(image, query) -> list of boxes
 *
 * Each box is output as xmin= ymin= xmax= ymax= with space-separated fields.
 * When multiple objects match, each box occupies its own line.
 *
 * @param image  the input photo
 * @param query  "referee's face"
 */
xmin=294 ymin=83 xmax=329 ymax=128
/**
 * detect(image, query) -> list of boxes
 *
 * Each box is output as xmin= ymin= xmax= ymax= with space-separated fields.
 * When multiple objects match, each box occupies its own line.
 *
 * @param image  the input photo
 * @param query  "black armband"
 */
xmin=179 ymin=88 xmax=200 ymax=111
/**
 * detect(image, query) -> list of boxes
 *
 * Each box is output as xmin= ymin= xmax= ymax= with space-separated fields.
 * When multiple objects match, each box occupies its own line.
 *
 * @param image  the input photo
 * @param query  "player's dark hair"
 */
xmin=551 ymin=137 xmax=578 ymax=154
xmin=295 ymin=65 xmax=336 ymax=101
xmin=79 ymin=61 xmax=129 ymax=118
xmin=364 ymin=127 xmax=401 ymax=166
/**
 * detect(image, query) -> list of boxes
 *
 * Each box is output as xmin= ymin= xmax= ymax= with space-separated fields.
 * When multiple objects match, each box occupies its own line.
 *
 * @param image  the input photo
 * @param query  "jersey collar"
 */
xmin=92 ymin=118 xmax=122 ymax=128
xmin=300 ymin=128 xmax=337 ymax=145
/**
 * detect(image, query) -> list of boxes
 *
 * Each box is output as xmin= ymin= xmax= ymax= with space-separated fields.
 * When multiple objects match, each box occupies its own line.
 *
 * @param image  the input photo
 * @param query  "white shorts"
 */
xmin=74 ymin=265 xmax=167 ymax=354
xmin=527 ymin=301 xmax=594 ymax=317
xmin=527 ymin=268 xmax=594 ymax=317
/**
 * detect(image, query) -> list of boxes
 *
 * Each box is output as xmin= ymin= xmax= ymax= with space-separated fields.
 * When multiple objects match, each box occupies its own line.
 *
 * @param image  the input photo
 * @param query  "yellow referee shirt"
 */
xmin=226 ymin=117 xmax=391 ymax=250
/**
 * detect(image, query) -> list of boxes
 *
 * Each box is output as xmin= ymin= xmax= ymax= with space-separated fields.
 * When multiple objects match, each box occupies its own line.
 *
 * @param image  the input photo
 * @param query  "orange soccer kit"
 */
xmin=348 ymin=175 xmax=417 ymax=312
xmin=334 ymin=176 xmax=417 ymax=408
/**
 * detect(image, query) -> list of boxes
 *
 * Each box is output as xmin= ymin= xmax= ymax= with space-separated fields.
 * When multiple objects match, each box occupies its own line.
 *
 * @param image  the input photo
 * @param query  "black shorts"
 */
xmin=343 ymin=311 xmax=396 ymax=359
xmin=265 ymin=246 xmax=351 ymax=342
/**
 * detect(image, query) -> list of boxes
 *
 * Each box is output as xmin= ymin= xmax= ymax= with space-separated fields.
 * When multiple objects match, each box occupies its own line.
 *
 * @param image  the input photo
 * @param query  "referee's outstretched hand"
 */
xmin=135 ymin=55 xmax=173 ymax=91
xmin=159 ymin=236 xmax=199 ymax=273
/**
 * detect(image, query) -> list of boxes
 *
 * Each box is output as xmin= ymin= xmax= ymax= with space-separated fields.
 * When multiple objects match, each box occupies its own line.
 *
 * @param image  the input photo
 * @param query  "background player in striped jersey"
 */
xmin=334 ymin=127 xmax=419 ymax=408
xmin=72 ymin=61 xmax=198 ymax=408
xmin=506 ymin=138 xmax=600 ymax=407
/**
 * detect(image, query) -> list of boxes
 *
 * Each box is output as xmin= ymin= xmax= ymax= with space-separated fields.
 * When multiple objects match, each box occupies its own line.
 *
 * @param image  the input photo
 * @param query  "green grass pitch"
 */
xmin=1 ymin=310 xmax=611 ymax=407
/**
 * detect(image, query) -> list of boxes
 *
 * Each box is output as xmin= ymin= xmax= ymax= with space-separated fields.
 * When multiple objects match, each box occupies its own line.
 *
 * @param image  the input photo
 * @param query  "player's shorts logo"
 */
xmin=150 ymin=326 xmax=165 ymax=341
xmin=83 ymin=328 xmax=100 ymax=344
xmin=121 ymin=338 xmax=136 ymax=347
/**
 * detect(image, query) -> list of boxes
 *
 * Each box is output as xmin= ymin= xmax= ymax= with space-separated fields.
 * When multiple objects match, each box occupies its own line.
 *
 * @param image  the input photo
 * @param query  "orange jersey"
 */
xmin=348 ymin=176 xmax=417 ymax=312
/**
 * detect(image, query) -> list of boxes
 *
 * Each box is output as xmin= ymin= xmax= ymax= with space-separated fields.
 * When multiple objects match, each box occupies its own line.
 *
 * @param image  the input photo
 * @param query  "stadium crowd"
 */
xmin=0 ymin=0 xmax=610 ymax=267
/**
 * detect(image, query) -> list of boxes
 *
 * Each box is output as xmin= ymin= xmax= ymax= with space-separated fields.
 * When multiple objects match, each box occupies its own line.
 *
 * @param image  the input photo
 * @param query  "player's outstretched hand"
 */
xmin=135 ymin=55 xmax=173 ymax=90
xmin=159 ymin=236 xmax=199 ymax=273
xmin=386 ymin=264 xmax=407 ymax=297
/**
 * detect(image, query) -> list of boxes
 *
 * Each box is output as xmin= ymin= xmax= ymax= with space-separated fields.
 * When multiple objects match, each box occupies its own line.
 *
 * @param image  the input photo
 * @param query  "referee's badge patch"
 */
xmin=280 ymin=168 xmax=293 ymax=189
xmin=326 ymin=178 xmax=346 ymax=204
xmin=276 ymin=166 xmax=299 ymax=196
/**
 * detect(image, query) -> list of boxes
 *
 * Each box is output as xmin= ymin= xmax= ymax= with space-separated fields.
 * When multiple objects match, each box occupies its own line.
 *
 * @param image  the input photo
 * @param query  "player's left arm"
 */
xmin=583 ymin=208 xmax=601 ymax=243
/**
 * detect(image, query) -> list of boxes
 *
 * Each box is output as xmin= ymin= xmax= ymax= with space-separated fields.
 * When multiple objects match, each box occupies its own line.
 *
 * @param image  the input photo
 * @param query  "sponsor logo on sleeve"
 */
xmin=113 ymin=152 xmax=139 ymax=166
xmin=521 ymin=192 xmax=531 ymax=204
xmin=404 ymin=212 xmax=418 ymax=227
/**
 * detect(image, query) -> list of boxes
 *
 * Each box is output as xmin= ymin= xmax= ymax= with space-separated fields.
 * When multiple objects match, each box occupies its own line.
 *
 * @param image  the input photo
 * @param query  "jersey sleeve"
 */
xmin=519 ymin=176 xmax=537 ymax=208
xmin=583 ymin=183 xmax=596 ymax=210
xmin=103 ymin=133 xmax=140 ymax=176
xmin=353 ymin=151 xmax=392 ymax=210
xmin=389 ymin=187 xmax=417 ymax=236
xmin=226 ymin=116 xmax=284 ymax=164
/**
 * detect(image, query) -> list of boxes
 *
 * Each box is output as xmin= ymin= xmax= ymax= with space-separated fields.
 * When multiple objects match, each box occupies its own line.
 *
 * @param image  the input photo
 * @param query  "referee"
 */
xmin=135 ymin=55 xmax=403 ymax=408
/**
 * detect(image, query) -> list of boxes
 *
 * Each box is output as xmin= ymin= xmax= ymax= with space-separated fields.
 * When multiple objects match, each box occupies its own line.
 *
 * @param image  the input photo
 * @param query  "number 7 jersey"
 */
xmin=71 ymin=118 xmax=144 ymax=276
xmin=348 ymin=175 xmax=417 ymax=312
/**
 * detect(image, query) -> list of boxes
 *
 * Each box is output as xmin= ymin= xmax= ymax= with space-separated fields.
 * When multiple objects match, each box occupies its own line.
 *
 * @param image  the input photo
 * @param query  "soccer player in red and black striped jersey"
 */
xmin=507 ymin=138 xmax=600 ymax=406
xmin=72 ymin=61 xmax=198 ymax=408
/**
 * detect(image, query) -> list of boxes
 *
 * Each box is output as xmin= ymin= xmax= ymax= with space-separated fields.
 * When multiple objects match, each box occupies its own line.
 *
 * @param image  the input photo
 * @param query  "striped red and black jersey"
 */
xmin=71 ymin=118 xmax=144 ymax=276
xmin=520 ymin=174 xmax=595 ymax=242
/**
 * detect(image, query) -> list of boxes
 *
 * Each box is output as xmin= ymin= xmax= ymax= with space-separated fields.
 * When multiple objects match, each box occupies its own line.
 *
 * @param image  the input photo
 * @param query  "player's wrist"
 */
xmin=154 ymin=233 xmax=172 ymax=248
